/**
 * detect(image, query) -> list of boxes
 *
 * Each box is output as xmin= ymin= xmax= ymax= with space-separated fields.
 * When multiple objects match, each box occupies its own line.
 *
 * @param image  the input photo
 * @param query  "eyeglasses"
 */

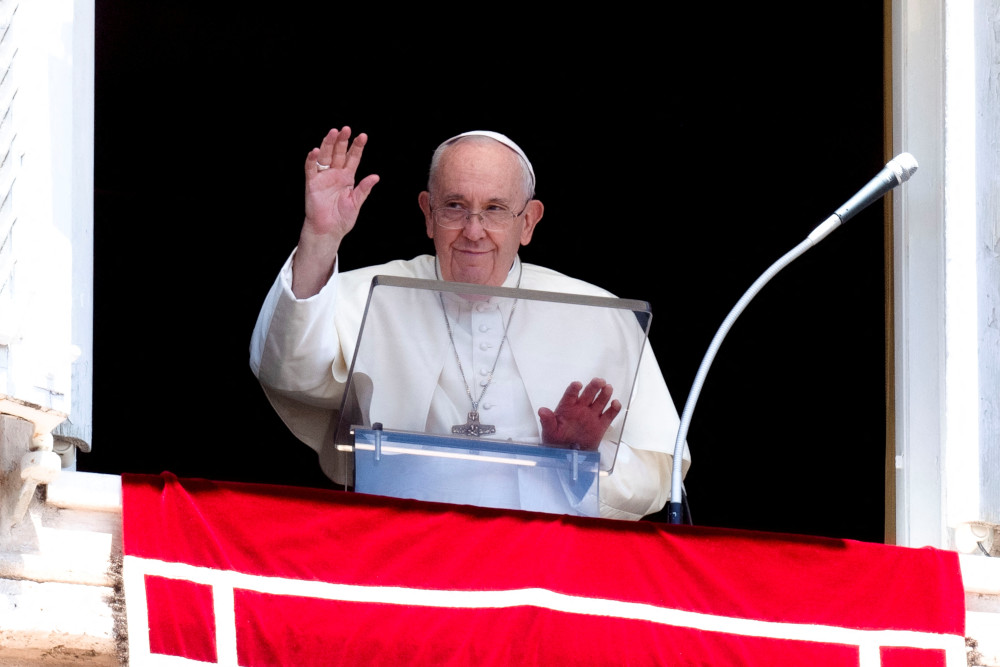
xmin=431 ymin=199 xmax=530 ymax=231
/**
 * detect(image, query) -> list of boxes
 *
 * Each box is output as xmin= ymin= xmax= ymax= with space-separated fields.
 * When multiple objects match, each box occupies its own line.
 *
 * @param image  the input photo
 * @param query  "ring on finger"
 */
xmin=316 ymin=161 xmax=331 ymax=171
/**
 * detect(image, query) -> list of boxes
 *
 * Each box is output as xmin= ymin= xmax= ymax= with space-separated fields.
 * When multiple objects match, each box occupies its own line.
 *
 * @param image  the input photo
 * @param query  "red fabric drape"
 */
xmin=122 ymin=472 xmax=966 ymax=666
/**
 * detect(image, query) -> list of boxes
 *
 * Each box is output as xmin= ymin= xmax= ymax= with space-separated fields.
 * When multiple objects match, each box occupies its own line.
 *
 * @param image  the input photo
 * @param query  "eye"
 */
xmin=443 ymin=201 xmax=466 ymax=210
xmin=485 ymin=204 xmax=509 ymax=213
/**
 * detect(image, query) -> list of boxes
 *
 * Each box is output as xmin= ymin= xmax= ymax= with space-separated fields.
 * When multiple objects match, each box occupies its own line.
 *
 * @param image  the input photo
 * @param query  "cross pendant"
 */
xmin=452 ymin=411 xmax=496 ymax=437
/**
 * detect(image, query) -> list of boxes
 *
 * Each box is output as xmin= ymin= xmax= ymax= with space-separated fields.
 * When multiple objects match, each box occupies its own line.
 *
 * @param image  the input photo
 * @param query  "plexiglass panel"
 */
xmin=326 ymin=276 xmax=652 ymax=516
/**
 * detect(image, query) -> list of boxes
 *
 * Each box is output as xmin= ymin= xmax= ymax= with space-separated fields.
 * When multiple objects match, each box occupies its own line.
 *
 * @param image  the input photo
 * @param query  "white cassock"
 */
xmin=250 ymin=252 xmax=691 ymax=521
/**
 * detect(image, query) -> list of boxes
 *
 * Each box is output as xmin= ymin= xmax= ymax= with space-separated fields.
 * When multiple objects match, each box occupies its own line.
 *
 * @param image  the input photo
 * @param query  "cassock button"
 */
xmin=479 ymin=342 xmax=491 ymax=351
xmin=479 ymin=324 xmax=490 ymax=333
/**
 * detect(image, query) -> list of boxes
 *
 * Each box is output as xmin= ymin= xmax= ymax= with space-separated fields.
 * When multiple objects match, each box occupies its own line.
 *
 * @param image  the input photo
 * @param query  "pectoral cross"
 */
xmin=452 ymin=411 xmax=496 ymax=437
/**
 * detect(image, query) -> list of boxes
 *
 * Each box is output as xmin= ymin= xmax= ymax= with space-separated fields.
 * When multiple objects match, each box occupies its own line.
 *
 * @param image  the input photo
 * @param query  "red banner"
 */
xmin=122 ymin=472 xmax=965 ymax=666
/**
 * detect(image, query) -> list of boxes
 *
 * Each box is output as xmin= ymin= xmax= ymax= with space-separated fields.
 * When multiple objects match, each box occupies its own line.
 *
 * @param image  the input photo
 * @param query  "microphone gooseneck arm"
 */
xmin=665 ymin=153 xmax=919 ymax=525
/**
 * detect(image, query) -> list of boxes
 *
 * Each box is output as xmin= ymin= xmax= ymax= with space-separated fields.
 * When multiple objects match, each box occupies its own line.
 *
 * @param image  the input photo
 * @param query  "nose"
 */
xmin=462 ymin=213 xmax=488 ymax=239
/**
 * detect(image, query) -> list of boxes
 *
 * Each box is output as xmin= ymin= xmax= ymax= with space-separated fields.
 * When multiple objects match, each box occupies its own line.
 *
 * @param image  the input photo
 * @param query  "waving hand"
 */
xmin=292 ymin=126 xmax=380 ymax=297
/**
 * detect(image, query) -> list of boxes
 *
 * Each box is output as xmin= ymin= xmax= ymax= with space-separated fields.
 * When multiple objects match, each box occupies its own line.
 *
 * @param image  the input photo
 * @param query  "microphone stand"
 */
xmin=665 ymin=236 xmax=815 ymax=524
xmin=665 ymin=154 xmax=918 ymax=525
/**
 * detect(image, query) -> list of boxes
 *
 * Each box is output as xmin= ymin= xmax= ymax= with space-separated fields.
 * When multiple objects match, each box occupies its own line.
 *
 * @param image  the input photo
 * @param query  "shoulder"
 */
xmin=339 ymin=255 xmax=436 ymax=289
xmin=519 ymin=262 xmax=616 ymax=298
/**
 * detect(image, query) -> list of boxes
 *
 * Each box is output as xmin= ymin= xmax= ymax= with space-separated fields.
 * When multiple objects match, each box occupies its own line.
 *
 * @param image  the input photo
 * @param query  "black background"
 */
xmin=86 ymin=4 xmax=888 ymax=542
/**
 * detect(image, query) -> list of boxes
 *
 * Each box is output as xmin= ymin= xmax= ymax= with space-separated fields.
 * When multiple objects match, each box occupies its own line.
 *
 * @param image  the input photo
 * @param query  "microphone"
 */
xmin=666 ymin=153 xmax=919 ymax=525
xmin=834 ymin=153 xmax=919 ymax=224
xmin=806 ymin=153 xmax=919 ymax=246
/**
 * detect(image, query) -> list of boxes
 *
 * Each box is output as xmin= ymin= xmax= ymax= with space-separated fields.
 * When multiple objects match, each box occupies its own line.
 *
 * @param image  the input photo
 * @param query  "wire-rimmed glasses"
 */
xmin=430 ymin=199 xmax=530 ymax=231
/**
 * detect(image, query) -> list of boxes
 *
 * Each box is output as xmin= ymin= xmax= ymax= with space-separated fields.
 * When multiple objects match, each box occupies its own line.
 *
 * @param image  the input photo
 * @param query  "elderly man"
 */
xmin=250 ymin=126 xmax=690 ymax=520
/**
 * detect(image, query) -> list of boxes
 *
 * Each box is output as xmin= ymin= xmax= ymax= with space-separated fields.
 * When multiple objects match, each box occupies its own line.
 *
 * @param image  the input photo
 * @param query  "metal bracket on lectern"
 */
xmin=373 ymin=422 xmax=383 ymax=461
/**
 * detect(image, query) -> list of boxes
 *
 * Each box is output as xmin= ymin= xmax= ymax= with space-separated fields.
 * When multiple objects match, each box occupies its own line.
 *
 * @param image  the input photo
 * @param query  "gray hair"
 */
xmin=428 ymin=131 xmax=536 ymax=200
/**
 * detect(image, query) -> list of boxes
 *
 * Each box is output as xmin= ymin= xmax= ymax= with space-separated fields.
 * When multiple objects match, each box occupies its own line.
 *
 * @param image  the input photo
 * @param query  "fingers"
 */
xmin=356 ymin=173 xmax=381 ymax=194
xmin=305 ymin=146 xmax=323 ymax=176
xmin=306 ymin=128 xmax=340 ymax=175
xmin=342 ymin=131 xmax=368 ymax=173
xmin=542 ymin=380 xmax=621 ymax=450
xmin=580 ymin=378 xmax=612 ymax=408
xmin=601 ymin=398 xmax=623 ymax=427
xmin=557 ymin=378 xmax=615 ymax=410
xmin=331 ymin=127 xmax=350 ymax=167
xmin=306 ymin=126 xmax=369 ymax=176
xmin=556 ymin=381 xmax=584 ymax=406
xmin=568 ymin=378 xmax=612 ymax=413
xmin=537 ymin=407 xmax=555 ymax=433
xmin=350 ymin=173 xmax=381 ymax=208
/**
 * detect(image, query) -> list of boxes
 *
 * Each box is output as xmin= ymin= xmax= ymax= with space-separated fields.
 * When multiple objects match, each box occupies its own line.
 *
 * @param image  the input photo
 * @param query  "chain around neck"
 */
xmin=435 ymin=258 xmax=523 ymax=413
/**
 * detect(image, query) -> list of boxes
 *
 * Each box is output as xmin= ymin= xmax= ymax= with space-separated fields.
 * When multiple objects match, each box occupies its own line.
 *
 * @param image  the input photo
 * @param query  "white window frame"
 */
xmin=892 ymin=0 xmax=1000 ymax=551
xmin=0 ymin=0 xmax=94 ymax=456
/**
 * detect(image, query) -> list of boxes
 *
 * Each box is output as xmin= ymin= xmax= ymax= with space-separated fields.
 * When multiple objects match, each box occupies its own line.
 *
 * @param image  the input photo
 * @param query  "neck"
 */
xmin=434 ymin=257 xmax=522 ymax=301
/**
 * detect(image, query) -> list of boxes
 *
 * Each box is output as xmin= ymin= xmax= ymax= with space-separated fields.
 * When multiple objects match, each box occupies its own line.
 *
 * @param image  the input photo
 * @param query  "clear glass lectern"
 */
xmin=325 ymin=275 xmax=652 ymax=517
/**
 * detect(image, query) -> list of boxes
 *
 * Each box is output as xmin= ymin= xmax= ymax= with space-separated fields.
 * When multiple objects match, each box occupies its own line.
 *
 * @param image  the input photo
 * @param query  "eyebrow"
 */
xmin=437 ymin=192 xmax=514 ymax=206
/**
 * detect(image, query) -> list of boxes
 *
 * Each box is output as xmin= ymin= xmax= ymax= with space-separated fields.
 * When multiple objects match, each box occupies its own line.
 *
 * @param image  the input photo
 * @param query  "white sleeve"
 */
xmin=595 ymin=343 xmax=692 ymax=520
xmin=598 ymin=443 xmax=680 ymax=521
xmin=249 ymin=250 xmax=347 ymax=453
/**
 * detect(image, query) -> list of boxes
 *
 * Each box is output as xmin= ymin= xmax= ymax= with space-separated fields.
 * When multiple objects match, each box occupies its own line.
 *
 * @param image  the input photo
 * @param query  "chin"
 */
xmin=447 ymin=262 xmax=494 ymax=285
xmin=452 ymin=271 xmax=492 ymax=286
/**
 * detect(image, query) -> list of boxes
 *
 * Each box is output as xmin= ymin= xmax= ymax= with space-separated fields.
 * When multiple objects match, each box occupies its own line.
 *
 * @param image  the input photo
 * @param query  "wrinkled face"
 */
xmin=419 ymin=141 xmax=542 ymax=286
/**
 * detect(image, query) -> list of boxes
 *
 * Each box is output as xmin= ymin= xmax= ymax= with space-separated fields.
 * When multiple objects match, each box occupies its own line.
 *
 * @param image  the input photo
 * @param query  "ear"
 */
xmin=519 ymin=199 xmax=544 ymax=246
xmin=419 ymin=191 xmax=434 ymax=238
